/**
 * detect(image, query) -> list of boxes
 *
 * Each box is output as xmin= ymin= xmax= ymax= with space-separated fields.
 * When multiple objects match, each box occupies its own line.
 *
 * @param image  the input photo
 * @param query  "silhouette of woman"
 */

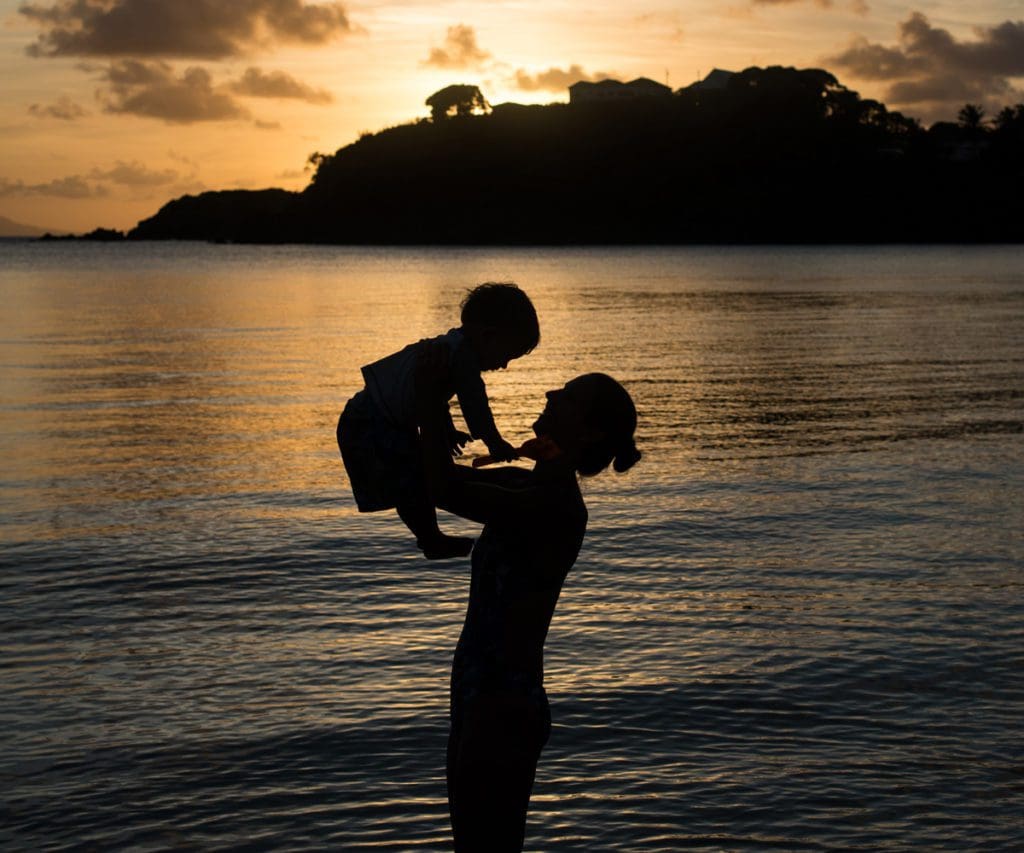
xmin=417 ymin=348 xmax=641 ymax=852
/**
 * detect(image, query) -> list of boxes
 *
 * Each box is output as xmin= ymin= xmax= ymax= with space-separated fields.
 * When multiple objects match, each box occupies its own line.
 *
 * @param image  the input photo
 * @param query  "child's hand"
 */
xmin=448 ymin=429 xmax=472 ymax=457
xmin=486 ymin=438 xmax=518 ymax=463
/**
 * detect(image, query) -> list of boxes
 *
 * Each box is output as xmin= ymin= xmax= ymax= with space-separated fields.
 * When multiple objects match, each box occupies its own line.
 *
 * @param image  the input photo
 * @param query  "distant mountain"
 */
xmin=0 ymin=214 xmax=61 ymax=237
xmin=129 ymin=66 xmax=1024 ymax=245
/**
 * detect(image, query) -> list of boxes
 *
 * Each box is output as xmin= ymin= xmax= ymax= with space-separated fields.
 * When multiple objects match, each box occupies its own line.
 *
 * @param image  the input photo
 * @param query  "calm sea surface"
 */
xmin=2 ymin=243 xmax=1022 ymax=851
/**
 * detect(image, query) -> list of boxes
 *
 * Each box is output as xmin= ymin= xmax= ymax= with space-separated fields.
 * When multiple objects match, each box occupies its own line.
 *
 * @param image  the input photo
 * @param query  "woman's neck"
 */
xmin=532 ymin=457 xmax=577 ymax=483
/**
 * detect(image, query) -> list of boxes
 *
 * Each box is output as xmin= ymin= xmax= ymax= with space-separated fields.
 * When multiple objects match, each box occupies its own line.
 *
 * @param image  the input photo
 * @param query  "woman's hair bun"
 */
xmin=612 ymin=440 xmax=641 ymax=473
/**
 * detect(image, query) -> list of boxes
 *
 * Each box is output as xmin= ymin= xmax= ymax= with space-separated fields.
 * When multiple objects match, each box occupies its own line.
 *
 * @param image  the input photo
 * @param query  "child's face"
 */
xmin=475 ymin=329 xmax=523 ymax=372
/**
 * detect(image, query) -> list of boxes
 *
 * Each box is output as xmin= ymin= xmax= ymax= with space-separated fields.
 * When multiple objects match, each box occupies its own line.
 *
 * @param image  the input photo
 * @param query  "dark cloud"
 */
xmin=90 ymin=160 xmax=180 ymax=186
xmin=229 ymin=67 xmax=333 ymax=103
xmin=887 ymin=74 xmax=1015 ymax=106
xmin=827 ymin=37 xmax=928 ymax=79
xmin=0 ymin=175 xmax=108 ymax=198
xmin=98 ymin=60 xmax=251 ymax=123
xmin=19 ymin=0 xmax=350 ymax=59
xmin=28 ymin=95 xmax=88 ymax=119
xmin=422 ymin=24 xmax=490 ymax=69
xmin=513 ymin=65 xmax=616 ymax=93
xmin=827 ymin=13 xmax=1024 ymax=109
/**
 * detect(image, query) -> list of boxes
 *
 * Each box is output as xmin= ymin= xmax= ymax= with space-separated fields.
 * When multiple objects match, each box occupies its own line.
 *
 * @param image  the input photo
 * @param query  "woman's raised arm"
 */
xmin=415 ymin=341 xmax=553 ymax=524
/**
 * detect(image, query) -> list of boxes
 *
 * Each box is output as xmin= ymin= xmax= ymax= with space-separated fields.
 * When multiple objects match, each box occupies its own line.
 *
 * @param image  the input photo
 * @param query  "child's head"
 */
xmin=460 ymin=282 xmax=540 ymax=371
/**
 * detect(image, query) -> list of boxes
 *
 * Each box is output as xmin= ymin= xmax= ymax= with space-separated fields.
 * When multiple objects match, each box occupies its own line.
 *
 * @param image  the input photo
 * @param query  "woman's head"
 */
xmin=534 ymin=373 xmax=640 ymax=476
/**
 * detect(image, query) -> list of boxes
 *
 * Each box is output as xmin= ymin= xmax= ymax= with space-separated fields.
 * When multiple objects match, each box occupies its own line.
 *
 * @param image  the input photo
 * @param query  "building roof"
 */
xmin=569 ymin=77 xmax=671 ymax=94
xmin=688 ymin=69 xmax=735 ymax=91
xmin=568 ymin=78 xmax=618 ymax=91
xmin=626 ymin=77 xmax=671 ymax=92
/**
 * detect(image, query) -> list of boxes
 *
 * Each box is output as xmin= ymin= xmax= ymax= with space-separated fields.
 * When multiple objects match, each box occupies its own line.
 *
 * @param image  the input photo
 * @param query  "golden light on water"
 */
xmin=3 ymin=243 xmax=1023 ymax=847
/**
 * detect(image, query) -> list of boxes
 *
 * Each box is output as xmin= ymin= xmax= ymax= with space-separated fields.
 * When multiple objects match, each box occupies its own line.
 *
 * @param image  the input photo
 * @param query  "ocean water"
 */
xmin=1 ymin=242 xmax=1022 ymax=851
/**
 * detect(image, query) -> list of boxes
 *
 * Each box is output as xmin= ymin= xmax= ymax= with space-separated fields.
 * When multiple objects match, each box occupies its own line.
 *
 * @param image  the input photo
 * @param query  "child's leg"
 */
xmin=397 ymin=491 xmax=473 ymax=560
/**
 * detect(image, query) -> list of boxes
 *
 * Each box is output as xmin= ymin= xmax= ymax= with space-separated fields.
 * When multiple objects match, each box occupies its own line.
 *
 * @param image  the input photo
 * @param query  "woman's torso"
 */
xmin=452 ymin=472 xmax=587 ymax=705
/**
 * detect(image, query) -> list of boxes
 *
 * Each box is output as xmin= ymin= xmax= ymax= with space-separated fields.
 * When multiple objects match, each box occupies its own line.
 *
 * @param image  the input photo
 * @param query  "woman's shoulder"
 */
xmin=506 ymin=470 xmax=587 ymax=534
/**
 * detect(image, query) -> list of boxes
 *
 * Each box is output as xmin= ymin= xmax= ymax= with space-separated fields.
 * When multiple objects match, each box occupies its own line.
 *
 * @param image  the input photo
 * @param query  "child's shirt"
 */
xmin=361 ymin=328 xmax=503 ymax=450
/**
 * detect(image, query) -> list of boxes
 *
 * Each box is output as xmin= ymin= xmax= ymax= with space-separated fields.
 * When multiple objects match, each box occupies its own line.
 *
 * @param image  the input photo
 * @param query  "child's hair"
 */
xmin=576 ymin=373 xmax=641 ymax=477
xmin=460 ymin=282 xmax=540 ymax=356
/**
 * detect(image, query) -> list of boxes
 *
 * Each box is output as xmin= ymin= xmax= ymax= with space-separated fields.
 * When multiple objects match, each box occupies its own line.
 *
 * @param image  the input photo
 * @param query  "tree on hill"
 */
xmin=993 ymin=104 xmax=1023 ymax=131
xmin=729 ymin=66 xmax=843 ymax=117
xmin=957 ymin=103 xmax=985 ymax=132
xmin=426 ymin=84 xmax=490 ymax=121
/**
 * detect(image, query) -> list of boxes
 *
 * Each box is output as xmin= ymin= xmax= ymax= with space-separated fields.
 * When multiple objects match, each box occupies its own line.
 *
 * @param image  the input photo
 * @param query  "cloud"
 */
xmin=167 ymin=149 xmax=198 ymax=167
xmin=90 ymin=160 xmax=180 ymax=186
xmin=826 ymin=13 xmax=1024 ymax=109
xmin=98 ymin=60 xmax=251 ymax=123
xmin=748 ymin=0 xmax=868 ymax=11
xmin=19 ymin=0 xmax=350 ymax=59
xmin=886 ymin=74 xmax=1014 ymax=106
xmin=229 ymin=67 xmax=333 ymax=103
xmin=28 ymin=95 xmax=88 ymax=119
xmin=422 ymin=24 xmax=490 ymax=69
xmin=0 ymin=162 xmax=206 ymax=204
xmin=752 ymin=0 xmax=833 ymax=7
xmin=633 ymin=11 xmax=684 ymax=41
xmin=0 ymin=175 xmax=108 ymax=198
xmin=513 ymin=65 xmax=616 ymax=93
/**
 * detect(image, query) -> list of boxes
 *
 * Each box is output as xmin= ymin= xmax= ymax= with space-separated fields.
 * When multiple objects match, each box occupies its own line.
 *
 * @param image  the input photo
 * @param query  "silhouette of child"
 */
xmin=336 ymin=283 xmax=540 ymax=559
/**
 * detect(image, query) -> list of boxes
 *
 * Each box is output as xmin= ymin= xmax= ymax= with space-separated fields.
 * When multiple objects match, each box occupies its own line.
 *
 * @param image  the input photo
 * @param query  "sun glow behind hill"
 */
xmin=1 ymin=0 xmax=1022 ymax=232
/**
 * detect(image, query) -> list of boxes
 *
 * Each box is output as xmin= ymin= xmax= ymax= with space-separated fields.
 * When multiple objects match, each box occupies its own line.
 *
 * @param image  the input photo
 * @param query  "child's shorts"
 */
xmin=337 ymin=389 xmax=421 ymax=512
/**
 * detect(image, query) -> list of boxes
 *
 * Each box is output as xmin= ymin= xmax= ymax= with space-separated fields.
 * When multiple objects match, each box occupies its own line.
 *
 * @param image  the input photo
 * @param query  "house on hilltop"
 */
xmin=569 ymin=77 xmax=672 ymax=104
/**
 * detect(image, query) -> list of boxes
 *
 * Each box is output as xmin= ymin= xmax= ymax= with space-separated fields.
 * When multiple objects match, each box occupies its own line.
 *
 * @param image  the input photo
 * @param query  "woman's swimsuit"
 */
xmin=449 ymin=486 xmax=587 ymax=743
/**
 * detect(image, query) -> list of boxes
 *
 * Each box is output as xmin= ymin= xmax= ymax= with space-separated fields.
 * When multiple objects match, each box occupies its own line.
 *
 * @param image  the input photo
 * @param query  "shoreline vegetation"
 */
xmin=44 ymin=66 xmax=1024 ymax=245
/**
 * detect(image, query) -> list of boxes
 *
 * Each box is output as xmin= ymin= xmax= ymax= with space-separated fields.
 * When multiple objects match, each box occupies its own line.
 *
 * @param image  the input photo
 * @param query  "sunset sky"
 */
xmin=2 ymin=0 xmax=1022 ymax=234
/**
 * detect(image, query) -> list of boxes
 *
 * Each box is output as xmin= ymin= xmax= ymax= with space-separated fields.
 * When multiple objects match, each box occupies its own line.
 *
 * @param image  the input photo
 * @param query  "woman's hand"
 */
xmin=471 ymin=435 xmax=562 ymax=468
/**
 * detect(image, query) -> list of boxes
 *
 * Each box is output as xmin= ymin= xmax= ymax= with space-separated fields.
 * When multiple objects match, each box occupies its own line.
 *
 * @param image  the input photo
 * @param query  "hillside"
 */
xmin=0 ymin=214 xmax=58 ymax=237
xmin=128 ymin=67 xmax=1024 ymax=244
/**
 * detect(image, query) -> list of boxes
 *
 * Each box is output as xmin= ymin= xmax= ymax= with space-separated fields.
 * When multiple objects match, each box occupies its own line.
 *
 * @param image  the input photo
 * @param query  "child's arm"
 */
xmin=449 ymin=350 xmax=514 ymax=459
xmin=416 ymin=344 xmax=555 ymax=523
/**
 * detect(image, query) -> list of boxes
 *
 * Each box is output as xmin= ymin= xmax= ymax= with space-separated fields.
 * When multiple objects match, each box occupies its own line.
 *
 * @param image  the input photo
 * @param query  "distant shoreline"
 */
xmin=17 ymin=236 xmax=1024 ymax=247
xmin=14 ymin=66 xmax=1024 ymax=246
xmin=31 ymin=66 xmax=1024 ymax=246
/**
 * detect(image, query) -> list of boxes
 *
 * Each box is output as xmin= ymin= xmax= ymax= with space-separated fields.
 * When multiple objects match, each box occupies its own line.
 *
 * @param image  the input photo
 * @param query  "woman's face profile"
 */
xmin=534 ymin=378 xmax=591 ymax=447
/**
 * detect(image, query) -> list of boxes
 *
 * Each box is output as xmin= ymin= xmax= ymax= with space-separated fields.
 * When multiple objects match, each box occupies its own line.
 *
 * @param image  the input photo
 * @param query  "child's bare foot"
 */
xmin=418 ymin=533 xmax=474 ymax=560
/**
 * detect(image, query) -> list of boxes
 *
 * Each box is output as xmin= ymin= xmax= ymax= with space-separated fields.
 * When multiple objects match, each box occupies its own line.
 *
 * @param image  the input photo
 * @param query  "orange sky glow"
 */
xmin=1 ymin=0 xmax=1022 ymax=233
